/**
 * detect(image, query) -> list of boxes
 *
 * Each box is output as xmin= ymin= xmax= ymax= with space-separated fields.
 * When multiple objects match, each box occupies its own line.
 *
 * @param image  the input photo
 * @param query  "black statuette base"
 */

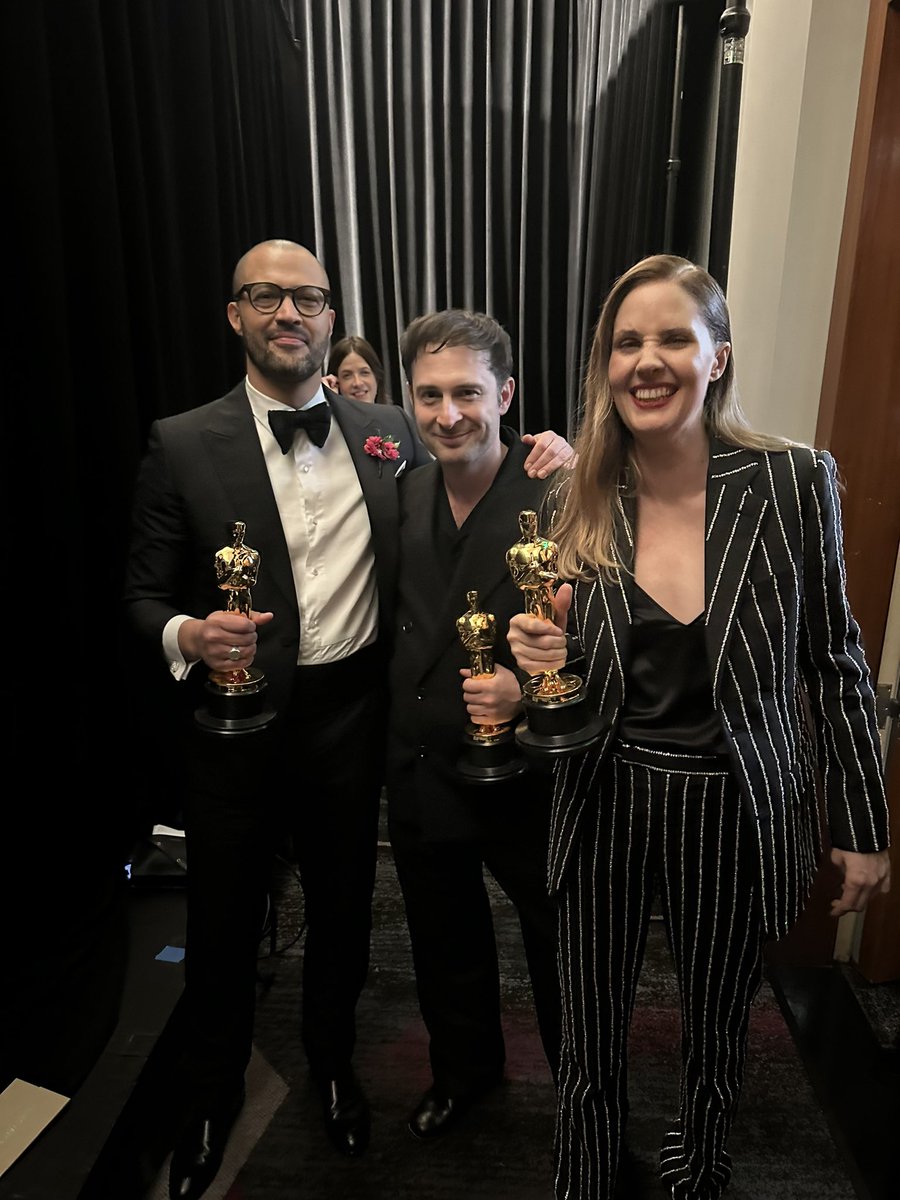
xmin=457 ymin=723 xmax=528 ymax=785
xmin=515 ymin=687 xmax=603 ymax=758
xmin=194 ymin=670 xmax=277 ymax=736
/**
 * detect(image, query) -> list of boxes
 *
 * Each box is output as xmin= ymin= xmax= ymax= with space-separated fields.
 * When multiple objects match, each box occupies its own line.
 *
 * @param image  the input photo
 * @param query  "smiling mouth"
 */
xmin=631 ymin=386 xmax=676 ymax=406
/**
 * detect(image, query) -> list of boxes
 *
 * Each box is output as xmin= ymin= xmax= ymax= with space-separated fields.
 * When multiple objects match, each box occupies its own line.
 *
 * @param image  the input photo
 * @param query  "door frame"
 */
xmin=811 ymin=0 xmax=900 ymax=980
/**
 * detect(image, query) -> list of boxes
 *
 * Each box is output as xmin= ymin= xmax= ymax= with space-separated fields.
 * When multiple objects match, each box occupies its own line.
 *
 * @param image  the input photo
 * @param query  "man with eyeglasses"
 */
xmin=124 ymin=239 xmax=571 ymax=1200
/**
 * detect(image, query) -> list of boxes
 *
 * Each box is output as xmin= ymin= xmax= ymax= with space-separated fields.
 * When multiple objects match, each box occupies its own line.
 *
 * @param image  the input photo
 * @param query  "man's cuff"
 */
xmin=163 ymin=614 xmax=199 ymax=681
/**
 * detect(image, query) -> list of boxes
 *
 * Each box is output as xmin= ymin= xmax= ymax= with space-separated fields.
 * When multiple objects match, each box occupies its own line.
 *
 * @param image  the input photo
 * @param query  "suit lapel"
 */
xmin=580 ymin=442 xmax=768 ymax=714
xmin=330 ymin=391 xmax=413 ymax=617
xmin=584 ymin=490 xmax=634 ymax=707
xmin=704 ymin=438 xmax=767 ymax=697
xmin=414 ymin=472 xmax=468 ymax=673
xmin=199 ymin=387 xmax=298 ymax=618
xmin=400 ymin=464 xmax=449 ymax=661
xmin=331 ymin=390 xmax=408 ymax=500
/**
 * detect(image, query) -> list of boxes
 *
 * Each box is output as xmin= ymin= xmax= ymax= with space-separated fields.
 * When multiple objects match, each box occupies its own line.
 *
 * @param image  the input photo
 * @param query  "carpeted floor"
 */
xmin=133 ymin=840 xmax=861 ymax=1200
xmin=841 ymin=966 xmax=900 ymax=1051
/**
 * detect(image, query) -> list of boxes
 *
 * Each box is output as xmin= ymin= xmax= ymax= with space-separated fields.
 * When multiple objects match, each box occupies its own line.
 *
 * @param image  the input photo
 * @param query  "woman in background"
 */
xmin=508 ymin=254 xmax=890 ymax=1199
xmin=324 ymin=335 xmax=390 ymax=404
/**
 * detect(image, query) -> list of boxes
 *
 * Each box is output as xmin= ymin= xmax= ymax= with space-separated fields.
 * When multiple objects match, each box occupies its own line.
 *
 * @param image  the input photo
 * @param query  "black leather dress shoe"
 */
xmin=407 ymin=1079 xmax=500 ymax=1140
xmin=168 ymin=1085 xmax=245 ymax=1200
xmin=319 ymin=1073 xmax=370 ymax=1158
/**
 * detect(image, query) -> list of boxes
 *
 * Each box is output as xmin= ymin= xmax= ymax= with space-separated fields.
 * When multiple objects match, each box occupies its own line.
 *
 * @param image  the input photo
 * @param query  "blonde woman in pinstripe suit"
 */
xmin=509 ymin=255 xmax=891 ymax=1199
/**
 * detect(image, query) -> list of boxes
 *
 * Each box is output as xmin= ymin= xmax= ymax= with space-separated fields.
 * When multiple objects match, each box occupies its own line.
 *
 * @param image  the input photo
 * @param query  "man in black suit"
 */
xmin=124 ymin=241 xmax=570 ymax=1200
xmin=387 ymin=310 xmax=564 ymax=1141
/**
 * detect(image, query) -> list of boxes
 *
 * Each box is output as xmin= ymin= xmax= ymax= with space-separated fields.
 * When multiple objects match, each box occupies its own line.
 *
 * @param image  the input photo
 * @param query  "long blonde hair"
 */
xmin=554 ymin=254 xmax=791 ymax=581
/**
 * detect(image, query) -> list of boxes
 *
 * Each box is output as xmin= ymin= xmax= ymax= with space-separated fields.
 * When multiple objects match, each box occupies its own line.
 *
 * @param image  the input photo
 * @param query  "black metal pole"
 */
xmin=663 ymin=4 xmax=687 ymax=252
xmin=708 ymin=2 xmax=751 ymax=289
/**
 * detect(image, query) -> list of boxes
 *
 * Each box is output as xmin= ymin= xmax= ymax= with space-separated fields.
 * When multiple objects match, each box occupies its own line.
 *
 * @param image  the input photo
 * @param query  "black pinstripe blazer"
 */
xmin=548 ymin=437 xmax=889 ymax=938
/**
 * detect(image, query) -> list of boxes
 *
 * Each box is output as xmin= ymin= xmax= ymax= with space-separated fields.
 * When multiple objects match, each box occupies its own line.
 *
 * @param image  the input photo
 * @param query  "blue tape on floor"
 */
xmin=156 ymin=945 xmax=185 ymax=963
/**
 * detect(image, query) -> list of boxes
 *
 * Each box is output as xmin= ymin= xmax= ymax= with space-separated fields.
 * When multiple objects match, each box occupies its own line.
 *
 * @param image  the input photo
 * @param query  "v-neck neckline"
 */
xmin=633 ymin=581 xmax=704 ymax=627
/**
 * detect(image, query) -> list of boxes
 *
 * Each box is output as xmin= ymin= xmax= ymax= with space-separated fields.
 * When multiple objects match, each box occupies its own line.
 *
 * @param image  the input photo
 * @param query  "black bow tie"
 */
xmin=268 ymin=403 xmax=332 ymax=452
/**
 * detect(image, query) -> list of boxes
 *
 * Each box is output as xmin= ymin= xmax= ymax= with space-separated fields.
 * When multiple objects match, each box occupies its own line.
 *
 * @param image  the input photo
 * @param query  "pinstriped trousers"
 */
xmin=555 ymin=744 xmax=765 ymax=1200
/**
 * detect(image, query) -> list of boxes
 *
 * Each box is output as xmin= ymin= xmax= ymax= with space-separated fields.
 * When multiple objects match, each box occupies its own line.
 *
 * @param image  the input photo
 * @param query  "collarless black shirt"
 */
xmin=433 ymin=425 xmax=519 ymax=580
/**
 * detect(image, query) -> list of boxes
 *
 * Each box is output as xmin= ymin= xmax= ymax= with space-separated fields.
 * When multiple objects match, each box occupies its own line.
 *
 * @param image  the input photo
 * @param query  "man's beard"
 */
xmin=244 ymin=327 xmax=330 ymax=386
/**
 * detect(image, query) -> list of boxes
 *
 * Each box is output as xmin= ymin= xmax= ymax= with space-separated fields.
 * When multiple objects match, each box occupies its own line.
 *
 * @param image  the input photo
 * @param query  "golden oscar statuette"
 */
xmin=455 ymin=590 xmax=527 ymax=784
xmin=194 ymin=521 xmax=277 ymax=735
xmin=506 ymin=510 xmax=602 ymax=757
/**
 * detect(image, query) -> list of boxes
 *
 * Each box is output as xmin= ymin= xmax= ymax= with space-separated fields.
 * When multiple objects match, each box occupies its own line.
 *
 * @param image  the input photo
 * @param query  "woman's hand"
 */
xmin=507 ymin=583 xmax=572 ymax=676
xmin=829 ymin=847 xmax=892 ymax=916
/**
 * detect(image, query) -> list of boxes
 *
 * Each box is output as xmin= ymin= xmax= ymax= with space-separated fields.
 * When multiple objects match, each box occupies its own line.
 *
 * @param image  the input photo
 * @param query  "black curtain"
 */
xmin=4 ymin=0 xmax=680 ymax=1090
xmin=9 ymin=0 xmax=680 ymax=758
xmin=275 ymin=0 xmax=677 ymax=427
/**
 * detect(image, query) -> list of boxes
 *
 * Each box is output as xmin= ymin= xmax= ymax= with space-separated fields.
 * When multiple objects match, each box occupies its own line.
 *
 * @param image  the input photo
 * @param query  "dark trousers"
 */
xmin=556 ymin=745 xmax=764 ymax=1200
xmin=181 ymin=649 xmax=386 ymax=1105
xmin=389 ymin=808 xmax=562 ymax=1096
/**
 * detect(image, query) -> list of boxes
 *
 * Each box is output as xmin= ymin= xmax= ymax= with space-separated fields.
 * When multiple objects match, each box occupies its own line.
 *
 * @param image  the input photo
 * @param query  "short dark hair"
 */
xmin=400 ymin=309 xmax=514 ymax=389
xmin=327 ymin=335 xmax=388 ymax=403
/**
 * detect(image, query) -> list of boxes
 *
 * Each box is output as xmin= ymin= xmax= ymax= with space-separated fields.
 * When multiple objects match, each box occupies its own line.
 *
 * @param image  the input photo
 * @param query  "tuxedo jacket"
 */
xmin=551 ymin=438 xmax=889 ymax=938
xmin=124 ymin=382 xmax=430 ymax=712
xmin=387 ymin=433 xmax=553 ymax=841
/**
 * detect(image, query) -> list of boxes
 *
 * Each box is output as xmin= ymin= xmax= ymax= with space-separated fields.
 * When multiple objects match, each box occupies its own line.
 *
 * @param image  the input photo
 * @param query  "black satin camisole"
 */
xmin=618 ymin=583 xmax=728 ymax=754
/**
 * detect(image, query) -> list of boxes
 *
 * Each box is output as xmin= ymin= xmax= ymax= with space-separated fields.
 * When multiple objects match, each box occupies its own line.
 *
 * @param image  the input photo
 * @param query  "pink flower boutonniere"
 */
xmin=364 ymin=433 xmax=401 ymax=477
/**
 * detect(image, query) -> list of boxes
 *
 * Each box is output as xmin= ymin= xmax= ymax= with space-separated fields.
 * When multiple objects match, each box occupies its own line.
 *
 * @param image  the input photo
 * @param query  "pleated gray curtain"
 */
xmin=277 ymin=0 xmax=674 ymax=432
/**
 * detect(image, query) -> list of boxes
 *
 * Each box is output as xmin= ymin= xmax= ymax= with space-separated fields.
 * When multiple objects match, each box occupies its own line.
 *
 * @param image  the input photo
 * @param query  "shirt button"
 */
xmin=312 ymin=568 xmax=319 ymax=577
xmin=302 ymin=464 xmax=310 ymax=473
xmin=418 ymin=746 xmax=426 ymax=758
xmin=401 ymin=621 xmax=412 ymax=632
xmin=417 ymin=690 xmax=425 ymax=701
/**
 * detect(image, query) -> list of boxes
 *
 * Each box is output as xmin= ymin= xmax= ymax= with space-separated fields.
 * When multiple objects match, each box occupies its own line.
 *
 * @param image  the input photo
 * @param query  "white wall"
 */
xmin=726 ymin=0 xmax=869 ymax=444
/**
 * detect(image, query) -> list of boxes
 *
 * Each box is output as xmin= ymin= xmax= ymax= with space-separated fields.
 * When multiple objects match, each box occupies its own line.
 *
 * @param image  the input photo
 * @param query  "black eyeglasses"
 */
xmin=233 ymin=282 xmax=331 ymax=317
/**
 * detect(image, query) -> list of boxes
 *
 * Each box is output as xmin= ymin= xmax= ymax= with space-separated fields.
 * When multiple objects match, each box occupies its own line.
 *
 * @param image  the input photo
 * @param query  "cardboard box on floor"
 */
xmin=0 ymin=1080 xmax=69 ymax=1177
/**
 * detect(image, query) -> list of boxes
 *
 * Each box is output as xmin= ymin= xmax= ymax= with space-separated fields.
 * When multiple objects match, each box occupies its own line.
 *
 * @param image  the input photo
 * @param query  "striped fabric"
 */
xmin=545 ymin=437 xmax=889 ymax=1198
xmin=548 ymin=439 xmax=889 ymax=939
xmin=556 ymin=747 xmax=764 ymax=1199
